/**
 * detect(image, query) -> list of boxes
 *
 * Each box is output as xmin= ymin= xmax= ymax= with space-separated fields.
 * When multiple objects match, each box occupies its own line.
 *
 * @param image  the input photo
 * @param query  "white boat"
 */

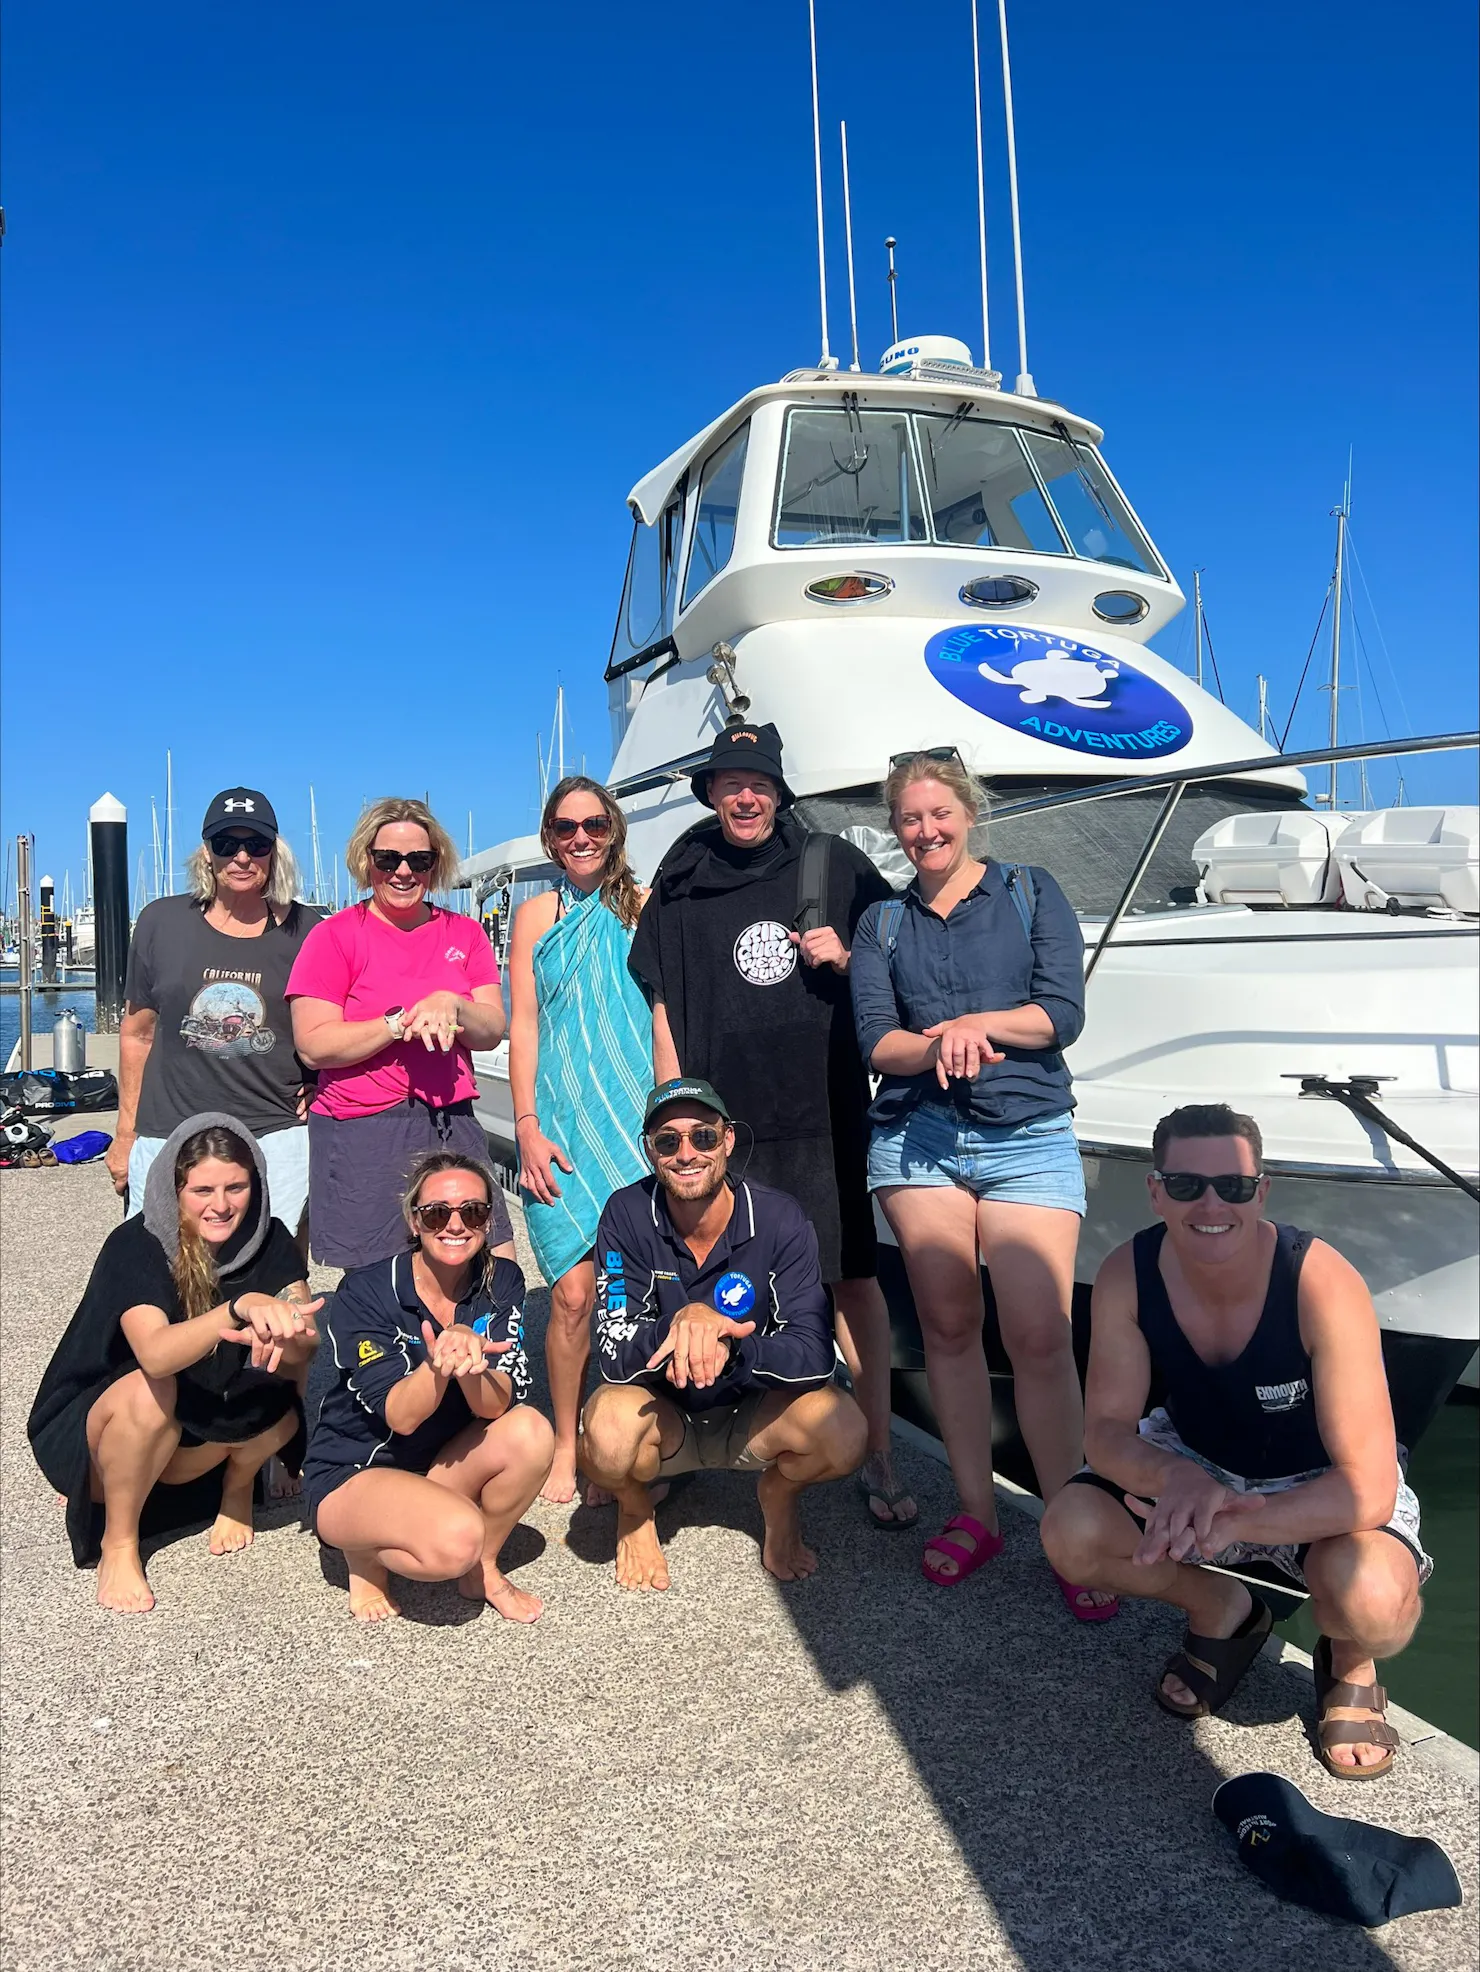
xmin=458 ymin=8 xmax=1478 ymax=1433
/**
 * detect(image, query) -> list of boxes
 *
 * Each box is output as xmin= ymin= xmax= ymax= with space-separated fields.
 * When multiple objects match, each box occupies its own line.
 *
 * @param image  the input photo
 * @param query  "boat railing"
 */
xmin=978 ymin=730 xmax=1479 ymax=981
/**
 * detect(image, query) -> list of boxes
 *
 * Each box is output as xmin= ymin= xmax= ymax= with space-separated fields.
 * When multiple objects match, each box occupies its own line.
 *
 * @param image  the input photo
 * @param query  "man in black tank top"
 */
xmin=1041 ymin=1103 xmax=1429 ymax=1781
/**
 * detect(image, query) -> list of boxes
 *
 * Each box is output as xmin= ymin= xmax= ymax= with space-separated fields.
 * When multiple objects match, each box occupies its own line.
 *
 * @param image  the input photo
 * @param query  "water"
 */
xmin=0 ymin=972 xmax=97 ymax=1068
xmin=1277 ymin=1394 xmax=1479 ymax=1748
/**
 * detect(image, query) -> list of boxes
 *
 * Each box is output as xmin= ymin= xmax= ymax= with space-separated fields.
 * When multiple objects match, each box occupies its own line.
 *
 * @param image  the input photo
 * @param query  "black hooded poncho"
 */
xmin=27 ymin=1110 xmax=308 ymax=1566
xmin=629 ymin=815 xmax=892 ymax=1281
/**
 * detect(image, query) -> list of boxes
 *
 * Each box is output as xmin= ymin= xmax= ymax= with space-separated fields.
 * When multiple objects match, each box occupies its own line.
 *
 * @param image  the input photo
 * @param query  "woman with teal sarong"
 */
xmin=509 ymin=776 xmax=652 ymax=1503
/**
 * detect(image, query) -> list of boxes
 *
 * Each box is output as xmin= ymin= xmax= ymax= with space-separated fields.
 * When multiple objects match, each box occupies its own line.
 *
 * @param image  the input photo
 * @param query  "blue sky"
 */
xmin=3 ymin=0 xmax=1476 ymax=907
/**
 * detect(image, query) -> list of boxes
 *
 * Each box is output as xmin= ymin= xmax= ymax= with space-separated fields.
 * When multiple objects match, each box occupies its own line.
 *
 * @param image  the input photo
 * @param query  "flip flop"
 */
xmin=921 ymin=1512 xmax=1004 ymax=1586
xmin=1154 ymin=1594 xmax=1272 ymax=1718
xmin=1053 ymin=1571 xmax=1119 ymax=1622
xmin=1313 ymin=1635 xmax=1400 ymax=1781
xmin=857 ymin=1461 xmax=919 ymax=1532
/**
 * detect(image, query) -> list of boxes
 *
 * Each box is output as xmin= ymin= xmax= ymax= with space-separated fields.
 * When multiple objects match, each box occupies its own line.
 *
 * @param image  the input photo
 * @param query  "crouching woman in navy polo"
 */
xmin=303 ymin=1151 xmax=554 ymax=1623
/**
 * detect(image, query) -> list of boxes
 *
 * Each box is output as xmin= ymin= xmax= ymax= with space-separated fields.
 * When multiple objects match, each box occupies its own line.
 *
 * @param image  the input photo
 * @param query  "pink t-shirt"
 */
xmin=285 ymin=904 xmax=500 ymax=1119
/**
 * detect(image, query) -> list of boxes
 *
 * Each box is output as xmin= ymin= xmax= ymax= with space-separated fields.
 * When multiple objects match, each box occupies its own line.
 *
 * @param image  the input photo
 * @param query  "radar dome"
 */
xmin=880 ymin=334 xmax=974 ymax=374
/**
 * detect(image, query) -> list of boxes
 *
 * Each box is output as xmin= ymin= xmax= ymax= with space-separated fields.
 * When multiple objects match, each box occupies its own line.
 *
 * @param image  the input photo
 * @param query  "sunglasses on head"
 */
xmin=647 ymin=1124 xmax=724 ymax=1156
xmin=209 ymin=831 xmax=274 ymax=858
xmin=550 ymin=814 xmax=613 ymax=842
xmin=1153 ymin=1171 xmax=1262 ymax=1204
xmin=411 ymin=1197 xmax=493 ymax=1232
xmin=888 ymin=745 xmax=966 ymax=774
xmin=370 ymin=848 xmax=438 ymax=875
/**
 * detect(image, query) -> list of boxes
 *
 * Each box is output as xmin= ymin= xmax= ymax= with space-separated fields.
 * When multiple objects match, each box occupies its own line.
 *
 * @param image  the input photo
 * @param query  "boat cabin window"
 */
xmin=1019 ymin=430 xmax=1159 ymax=574
xmin=774 ymin=409 xmax=927 ymax=547
xmin=916 ymin=411 xmax=1067 ymax=555
xmin=608 ymin=482 xmax=688 ymax=672
xmin=682 ymin=421 xmax=749 ymax=609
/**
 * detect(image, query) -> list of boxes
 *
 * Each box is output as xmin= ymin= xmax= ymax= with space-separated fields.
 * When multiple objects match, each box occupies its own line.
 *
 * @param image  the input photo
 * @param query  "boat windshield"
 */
xmin=774 ymin=410 xmax=927 ymax=547
xmin=772 ymin=407 xmax=1162 ymax=575
xmin=608 ymin=488 xmax=686 ymax=672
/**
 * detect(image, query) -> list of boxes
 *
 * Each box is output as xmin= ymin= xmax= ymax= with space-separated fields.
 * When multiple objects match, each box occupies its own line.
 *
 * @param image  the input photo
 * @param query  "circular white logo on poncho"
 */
xmin=733 ymin=920 xmax=796 ymax=986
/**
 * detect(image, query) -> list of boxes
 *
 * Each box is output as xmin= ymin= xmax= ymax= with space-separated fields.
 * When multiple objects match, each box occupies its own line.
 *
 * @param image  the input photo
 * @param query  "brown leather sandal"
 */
xmin=1313 ymin=1635 xmax=1401 ymax=1781
xmin=1154 ymin=1593 xmax=1272 ymax=1718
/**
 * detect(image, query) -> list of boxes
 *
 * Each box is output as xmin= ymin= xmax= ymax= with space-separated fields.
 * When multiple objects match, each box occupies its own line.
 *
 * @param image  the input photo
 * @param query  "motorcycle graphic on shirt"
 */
xmin=179 ymin=980 xmax=277 ymax=1055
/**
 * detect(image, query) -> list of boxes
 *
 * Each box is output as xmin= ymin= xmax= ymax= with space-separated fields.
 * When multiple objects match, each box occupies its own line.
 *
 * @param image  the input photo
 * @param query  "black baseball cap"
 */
xmin=643 ymin=1078 xmax=732 ymax=1132
xmin=202 ymin=788 xmax=279 ymax=841
xmin=1212 ymin=1772 xmax=1462 ymax=1927
xmin=690 ymin=722 xmax=795 ymax=809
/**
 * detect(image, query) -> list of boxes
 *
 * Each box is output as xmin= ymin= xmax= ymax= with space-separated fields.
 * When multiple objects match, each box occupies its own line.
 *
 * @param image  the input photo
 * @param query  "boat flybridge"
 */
xmin=461 ymin=335 xmax=1480 ymax=1434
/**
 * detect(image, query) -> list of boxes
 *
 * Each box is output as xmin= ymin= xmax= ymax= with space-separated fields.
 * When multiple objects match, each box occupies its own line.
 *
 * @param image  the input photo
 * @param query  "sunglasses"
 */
xmin=411 ymin=1198 xmax=493 ymax=1232
xmin=888 ymin=745 xmax=966 ymax=774
xmin=370 ymin=849 xmax=438 ymax=875
xmin=648 ymin=1124 xmax=724 ymax=1156
xmin=550 ymin=814 xmax=613 ymax=842
xmin=1152 ymin=1171 xmax=1263 ymax=1204
xmin=209 ymin=831 xmax=274 ymax=858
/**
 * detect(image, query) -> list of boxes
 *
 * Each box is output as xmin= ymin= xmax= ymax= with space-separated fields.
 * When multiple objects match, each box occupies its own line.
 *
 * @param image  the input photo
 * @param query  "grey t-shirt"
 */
xmin=124 ymin=896 xmax=321 ymax=1139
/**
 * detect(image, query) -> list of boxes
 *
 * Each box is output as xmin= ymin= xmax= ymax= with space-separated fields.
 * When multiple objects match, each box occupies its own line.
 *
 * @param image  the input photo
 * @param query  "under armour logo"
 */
xmin=224 ymin=798 xmax=255 ymax=813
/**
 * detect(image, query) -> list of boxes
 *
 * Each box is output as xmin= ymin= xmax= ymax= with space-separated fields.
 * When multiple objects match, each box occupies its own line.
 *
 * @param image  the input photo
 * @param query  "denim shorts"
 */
xmin=867 ymin=1104 xmax=1086 ymax=1214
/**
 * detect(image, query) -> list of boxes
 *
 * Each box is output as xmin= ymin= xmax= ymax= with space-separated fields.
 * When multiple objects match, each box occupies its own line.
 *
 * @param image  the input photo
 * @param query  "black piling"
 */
xmin=89 ymin=794 xmax=129 ymax=1032
xmin=38 ymin=875 xmax=58 ymax=985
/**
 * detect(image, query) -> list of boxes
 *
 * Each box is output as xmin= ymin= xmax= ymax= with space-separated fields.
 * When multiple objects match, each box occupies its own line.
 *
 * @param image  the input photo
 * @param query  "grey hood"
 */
xmin=141 ymin=1111 xmax=272 ymax=1275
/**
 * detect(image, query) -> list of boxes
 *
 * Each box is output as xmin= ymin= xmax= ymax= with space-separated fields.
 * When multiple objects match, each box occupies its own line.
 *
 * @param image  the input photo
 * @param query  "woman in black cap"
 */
xmin=107 ymin=788 xmax=321 ymax=1246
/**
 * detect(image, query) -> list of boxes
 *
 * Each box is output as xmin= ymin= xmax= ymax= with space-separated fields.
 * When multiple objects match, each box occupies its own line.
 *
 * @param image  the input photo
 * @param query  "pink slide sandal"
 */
xmin=1054 ymin=1571 xmax=1120 ymax=1622
xmin=921 ymin=1513 xmax=1005 ymax=1586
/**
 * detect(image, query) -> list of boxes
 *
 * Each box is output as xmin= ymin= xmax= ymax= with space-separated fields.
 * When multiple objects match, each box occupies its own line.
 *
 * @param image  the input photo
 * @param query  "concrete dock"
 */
xmin=2 ymin=1131 xmax=1475 ymax=1971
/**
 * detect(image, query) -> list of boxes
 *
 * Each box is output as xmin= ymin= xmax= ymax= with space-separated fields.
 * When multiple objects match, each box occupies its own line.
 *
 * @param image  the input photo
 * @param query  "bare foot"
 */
xmin=1161 ymin=1579 xmax=1252 ymax=1710
xmin=614 ymin=1505 xmax=670 ymax=1591
xmin=264 ymin=1455 xmax=301 ymax=1503
xmin=540 ymin=1448 xmax=579 ymax=1505
xmin=758 ymin=1469 xmax=818 ymax=1582
xmin=96 ymin=1544 xmax=155 ymax=1613
xmin=583 ymin=1481 xmax=615 ymax=1507
xmin=209 ymin=1473 xmax=256 ymax=1555
xmin=347 ymin=1562 xmax=401 ymax=1623
xmin=458 ymin=1560 xmax=544 ymax=1623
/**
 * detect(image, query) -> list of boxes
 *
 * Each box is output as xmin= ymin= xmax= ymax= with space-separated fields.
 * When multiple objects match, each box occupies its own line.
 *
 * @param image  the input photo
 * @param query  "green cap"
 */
xmin=642 ymin=1077 xmax=732 ymax=1131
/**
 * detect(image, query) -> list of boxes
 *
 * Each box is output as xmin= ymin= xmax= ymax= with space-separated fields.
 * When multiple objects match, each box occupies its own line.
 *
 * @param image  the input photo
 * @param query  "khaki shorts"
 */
xmin=658 ymin=1391 xmax=773 ymax=1478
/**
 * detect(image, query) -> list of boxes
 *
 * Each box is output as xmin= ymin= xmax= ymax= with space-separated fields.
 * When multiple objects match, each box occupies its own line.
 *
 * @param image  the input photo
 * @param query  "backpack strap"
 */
xmin=793 ymin=830 xmax=834 ymax=935
xmin=876 ymin=897 xmax=905 ymax=971
xmin=1000 ymin=863 xmax=1037 ymax=947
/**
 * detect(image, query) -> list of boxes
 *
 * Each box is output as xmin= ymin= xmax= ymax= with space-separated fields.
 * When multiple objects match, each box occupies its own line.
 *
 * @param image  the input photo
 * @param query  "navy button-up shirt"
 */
xmin=849 ymin=860 xmax=1085 ymax=1128
xmin=593 ymin=1177 xmax=835 ymax=1413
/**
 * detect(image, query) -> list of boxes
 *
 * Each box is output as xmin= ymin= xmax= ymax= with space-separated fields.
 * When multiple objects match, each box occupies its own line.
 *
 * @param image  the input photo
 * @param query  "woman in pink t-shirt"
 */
xmin=286 ymin=797 xmax=514 ymax=1269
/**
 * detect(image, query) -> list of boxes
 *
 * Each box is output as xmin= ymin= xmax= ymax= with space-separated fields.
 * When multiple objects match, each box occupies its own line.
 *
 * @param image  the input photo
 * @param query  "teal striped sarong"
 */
xmin=522 ymin=883 xmax=651 ymax=1285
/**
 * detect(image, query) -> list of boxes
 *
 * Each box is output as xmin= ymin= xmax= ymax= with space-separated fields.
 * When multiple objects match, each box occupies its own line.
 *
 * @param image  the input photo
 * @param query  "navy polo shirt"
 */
xmin=303 ymin=1250 xmax=530 ymax=1490
xmin=593 ymin=1177 xmax=836 ymax=1413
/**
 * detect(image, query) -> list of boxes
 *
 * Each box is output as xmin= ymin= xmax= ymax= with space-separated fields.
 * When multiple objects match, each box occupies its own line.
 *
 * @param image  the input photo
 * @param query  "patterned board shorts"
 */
xmin=1070 ymin=1407 xmax=1433 ymax=1587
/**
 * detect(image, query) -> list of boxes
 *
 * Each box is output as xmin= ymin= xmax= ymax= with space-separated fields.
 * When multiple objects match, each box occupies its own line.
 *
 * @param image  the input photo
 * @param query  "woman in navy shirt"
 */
xmin=304 ymin=1151 xmax=554 ymax=1623
xmin=851 ymin=751 xmax=1112 ymax=1618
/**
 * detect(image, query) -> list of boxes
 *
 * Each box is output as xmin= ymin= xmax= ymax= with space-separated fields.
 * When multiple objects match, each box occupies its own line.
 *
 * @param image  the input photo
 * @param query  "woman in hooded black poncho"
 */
xmin=28 ymin=1111 xmax=321 ymax=1612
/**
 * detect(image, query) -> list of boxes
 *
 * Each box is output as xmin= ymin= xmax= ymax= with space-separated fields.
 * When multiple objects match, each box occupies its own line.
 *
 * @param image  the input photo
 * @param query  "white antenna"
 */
xmin=885 ymin=237 xmax=899 ymax=345
xmin=165 ymin=750 xmax=175 ymax=895
xmin=1257 ymin=673 xmax=1269 ymax=742
xmin=807 ymin=0 xmax=835 ymax=369
xmin=1324 ymin=484 xmax=1350 ymax=810
xmin=557 ymin=684 xmax=566 ymax=783
xmin=1192 ymin=569 xmax=1205 ymax=690
xmin=997 ymin=0 xmax=1034 ymax=395
xmin=970 ymin=0 xmax=992 ymax=371
xmin=839 ymin=122 xmax=861 ymax=372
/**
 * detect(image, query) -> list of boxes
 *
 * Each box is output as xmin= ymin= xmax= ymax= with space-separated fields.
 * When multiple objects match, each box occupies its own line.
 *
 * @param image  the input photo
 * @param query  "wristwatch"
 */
xmin=383 ymin=1005 xmax=406 ymax=1040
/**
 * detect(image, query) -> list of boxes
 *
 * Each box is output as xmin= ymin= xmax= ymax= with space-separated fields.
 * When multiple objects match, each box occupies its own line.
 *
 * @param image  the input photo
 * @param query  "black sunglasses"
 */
xmin=1152 ymin=1171 xmax=1263 ymax=1204
xmin=648 ymin=1124 xmax=724 ymax=1156
xmin=209 ymin=831 xmax=274 ymax=858
xmin=412 ymin=1198 xmax=493 ymax=1232
xmin=888 ymin=746 xmax=966 ymax=774
xmin=550 ymin=814 xmax=613 ymax=842
xmin=370 ymin=849 xmax=438 ymax=875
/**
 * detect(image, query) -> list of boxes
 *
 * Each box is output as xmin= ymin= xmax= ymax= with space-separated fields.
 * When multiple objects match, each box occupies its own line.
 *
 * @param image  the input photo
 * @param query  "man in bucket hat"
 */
xmin=628 ymin=723 xmax=916 ymax=1532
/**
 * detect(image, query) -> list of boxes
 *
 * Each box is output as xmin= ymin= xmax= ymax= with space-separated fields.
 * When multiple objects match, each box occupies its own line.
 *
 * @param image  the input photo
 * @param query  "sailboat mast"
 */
xmin=1328 ymin=500 xmax=1347 ymax=809
xmin=557 ymin=686 xmax=566 ymax=783
xmin=165 ymin=750 xmax=175 ymax=896
xmin=1257 ymin=674 xmax=1269 ymax=743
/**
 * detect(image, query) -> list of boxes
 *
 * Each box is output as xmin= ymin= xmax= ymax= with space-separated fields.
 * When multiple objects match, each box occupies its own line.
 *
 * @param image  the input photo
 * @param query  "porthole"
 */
xmin=805 ymin=572 xmax=894 ymax=604
xmin=1093 ymin=590 xmax=1149 ymax=624
xmin=960 ymin=575 xmax=1038 ymax=609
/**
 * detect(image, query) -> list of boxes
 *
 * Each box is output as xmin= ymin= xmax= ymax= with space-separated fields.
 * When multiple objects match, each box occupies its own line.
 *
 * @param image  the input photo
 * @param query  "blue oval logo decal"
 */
xmin=925 ymin=624 xmax=1192 ymax=760
xmin=714 ymin=1271 xmax=756 ymax=1317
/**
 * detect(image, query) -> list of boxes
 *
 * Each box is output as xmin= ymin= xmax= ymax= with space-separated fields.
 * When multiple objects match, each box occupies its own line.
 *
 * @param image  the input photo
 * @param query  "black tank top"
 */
xmin=1132 ymin=1221 xmax=1330 ymax=1482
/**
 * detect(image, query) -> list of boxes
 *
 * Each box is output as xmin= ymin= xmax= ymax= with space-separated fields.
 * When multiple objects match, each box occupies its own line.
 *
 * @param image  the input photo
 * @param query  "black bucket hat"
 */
xmin=1212 ymin=1772 xmax=1462 ymax=1927
xmin=690 ymin=723 xmax=795 ymax=810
